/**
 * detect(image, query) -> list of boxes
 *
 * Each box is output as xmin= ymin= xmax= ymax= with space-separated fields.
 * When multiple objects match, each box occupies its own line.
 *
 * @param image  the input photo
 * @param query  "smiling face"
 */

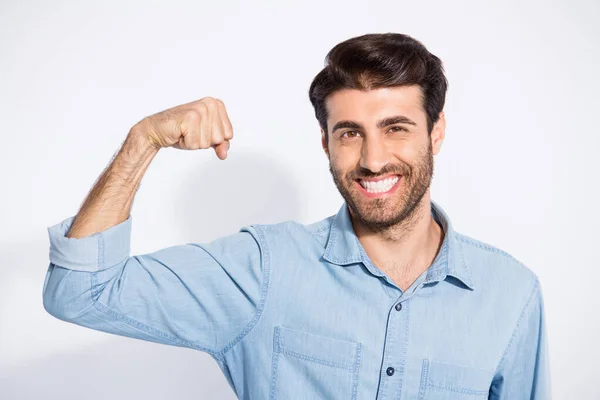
xmin=322 ymin=85 xmax=446 ymax=232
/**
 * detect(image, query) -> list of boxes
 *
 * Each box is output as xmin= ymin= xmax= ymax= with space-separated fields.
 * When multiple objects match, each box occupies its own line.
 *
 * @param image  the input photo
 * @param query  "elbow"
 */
xmin=43 ymin=290 xmax=71 ymax=322
xmin=42 ymin=263 xmax=96 ymax=322
xmin=43 ymin=288 xmax=76 ymax=322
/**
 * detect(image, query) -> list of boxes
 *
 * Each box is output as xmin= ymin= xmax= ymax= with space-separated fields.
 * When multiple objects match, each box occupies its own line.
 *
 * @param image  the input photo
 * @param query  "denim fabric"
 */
xmin=43 ymin=201 xmax=550 ymax=399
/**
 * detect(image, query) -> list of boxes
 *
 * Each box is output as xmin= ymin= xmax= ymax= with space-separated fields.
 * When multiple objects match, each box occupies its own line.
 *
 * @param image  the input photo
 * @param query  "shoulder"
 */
xmin=244 ymin=214 xmax=335 ymax=248
xmin=455 ymin=231 xmax=540 ymax=293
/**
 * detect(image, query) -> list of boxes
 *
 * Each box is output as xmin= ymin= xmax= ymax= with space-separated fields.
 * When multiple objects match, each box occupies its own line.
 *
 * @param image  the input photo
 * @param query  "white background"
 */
xmin=1 ymin=0 xmax=598 ymax=399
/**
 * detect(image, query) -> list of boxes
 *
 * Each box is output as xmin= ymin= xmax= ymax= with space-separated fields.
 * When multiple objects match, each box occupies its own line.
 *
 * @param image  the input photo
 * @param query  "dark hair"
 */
xmin=308 ymin=33 xmax=448 ymax=141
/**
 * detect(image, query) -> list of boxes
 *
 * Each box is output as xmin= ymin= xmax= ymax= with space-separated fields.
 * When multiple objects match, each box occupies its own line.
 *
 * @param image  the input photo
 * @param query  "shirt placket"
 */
xmin=376 ymin=293 xmax=411 ymax=400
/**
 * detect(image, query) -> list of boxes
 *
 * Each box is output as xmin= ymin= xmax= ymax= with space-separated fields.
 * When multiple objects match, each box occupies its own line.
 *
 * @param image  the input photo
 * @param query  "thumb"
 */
xmin=213 ymin=140 xmax=230 ymax=160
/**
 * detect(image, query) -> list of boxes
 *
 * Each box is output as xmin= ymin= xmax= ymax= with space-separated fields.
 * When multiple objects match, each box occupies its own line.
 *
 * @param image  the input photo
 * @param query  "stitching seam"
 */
xmin=279 ymin=349 xmax=355 ymax=370
xmin=417 ymin=359 xmax=429 ymax=400
xmin=456 ymin=234 xmax=527 ymax=267
xmin=217 ymin=225 xmax=272 ymax=359
xmin=427 ymin=384 xmax=488 ymax=395
xmin=89 ymin=273 xmax=218 ymax=353
xmin=493 ymin=277 xmax=540 ymax=375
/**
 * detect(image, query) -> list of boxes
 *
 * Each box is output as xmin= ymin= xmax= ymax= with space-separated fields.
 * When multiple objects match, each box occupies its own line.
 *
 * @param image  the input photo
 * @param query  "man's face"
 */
xmin=322 ymin=85 xmax=445 ymax=231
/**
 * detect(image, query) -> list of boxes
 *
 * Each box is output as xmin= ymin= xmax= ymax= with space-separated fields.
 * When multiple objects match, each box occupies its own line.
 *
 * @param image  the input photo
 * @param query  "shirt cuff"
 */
xmin=47 ymin=214 xmax=132 ymax=272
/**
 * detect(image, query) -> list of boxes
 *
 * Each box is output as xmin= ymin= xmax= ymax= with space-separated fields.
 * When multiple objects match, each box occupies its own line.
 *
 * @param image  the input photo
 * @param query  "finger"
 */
xmin=198 ymin=103 xmax=211 ymax=149
xmin=216 ymin=100 xmax=234 ymax=141
xmin=179 ymin=108 xmax=203 ymax=150
xmin=213 ymin=140 xmax=230 ymax=160
xmin=207 ymin=101 xmax=225 ymax=147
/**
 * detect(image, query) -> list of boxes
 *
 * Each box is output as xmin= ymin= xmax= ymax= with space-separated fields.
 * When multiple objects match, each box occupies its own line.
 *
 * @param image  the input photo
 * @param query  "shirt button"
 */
xmin=395 ymin=303 xmax=402 ymax=311
xmin=386 ymin=367 xmax=395 ymax=376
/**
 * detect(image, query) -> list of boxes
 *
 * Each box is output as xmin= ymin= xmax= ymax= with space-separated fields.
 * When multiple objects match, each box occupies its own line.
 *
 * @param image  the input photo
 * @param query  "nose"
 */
xmin=359 ymin=135 xmax=390 ymax=173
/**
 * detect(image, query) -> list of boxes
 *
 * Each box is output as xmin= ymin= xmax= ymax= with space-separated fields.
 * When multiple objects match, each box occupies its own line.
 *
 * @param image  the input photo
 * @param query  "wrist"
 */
xmin=108 ymin=125 xmax=160 ymax=185
xmin=127 ymin=121 xmax=162 ymax=153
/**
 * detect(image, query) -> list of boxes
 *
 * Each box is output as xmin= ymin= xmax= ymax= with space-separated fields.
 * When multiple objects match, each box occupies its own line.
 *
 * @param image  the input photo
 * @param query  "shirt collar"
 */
xmin=323 ymin=201 xmax=475 ymax=290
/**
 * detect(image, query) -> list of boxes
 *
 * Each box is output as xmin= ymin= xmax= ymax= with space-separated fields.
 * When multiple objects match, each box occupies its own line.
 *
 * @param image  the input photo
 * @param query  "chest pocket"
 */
xmin=269 ymin=325 xmax=362 ymax=400
xmin=417 ymin=359 xmax=494 ymax=400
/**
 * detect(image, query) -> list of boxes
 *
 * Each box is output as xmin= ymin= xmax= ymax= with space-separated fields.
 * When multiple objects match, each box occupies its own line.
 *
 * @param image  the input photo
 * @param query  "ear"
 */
xmin=430 ymin=111 xmax=446 ymax=155
xmin=321 ymin=128 xmax=330 ymax=158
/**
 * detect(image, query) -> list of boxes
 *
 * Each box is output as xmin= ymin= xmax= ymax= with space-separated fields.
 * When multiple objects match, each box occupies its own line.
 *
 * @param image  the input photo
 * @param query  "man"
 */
xmin=43 ymin=33 xmax=550 ymax=399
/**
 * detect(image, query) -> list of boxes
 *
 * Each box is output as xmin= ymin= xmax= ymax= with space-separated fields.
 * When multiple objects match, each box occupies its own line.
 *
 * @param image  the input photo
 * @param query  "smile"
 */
xmin=356 ymin=175 xmax=401 ymax=196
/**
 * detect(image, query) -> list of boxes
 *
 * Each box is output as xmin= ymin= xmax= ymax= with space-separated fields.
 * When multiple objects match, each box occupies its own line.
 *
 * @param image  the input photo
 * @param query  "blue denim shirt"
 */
xmin=43 ymin=201 xmax=551 ymax=399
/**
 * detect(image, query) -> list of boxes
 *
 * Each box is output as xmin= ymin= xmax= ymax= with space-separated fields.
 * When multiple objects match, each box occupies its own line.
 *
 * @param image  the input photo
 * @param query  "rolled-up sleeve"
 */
xmin=489 ymin=278 xmax=552 ymax=399
xmin=42 ymin=214 xmax=265 ymax=361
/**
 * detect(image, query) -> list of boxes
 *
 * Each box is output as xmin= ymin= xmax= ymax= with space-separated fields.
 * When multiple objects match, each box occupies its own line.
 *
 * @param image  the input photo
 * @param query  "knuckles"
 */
xmin=200 ymin=96 xmax=223 ymax=106
xmin=143 ymin=96 xmax=230 ymax=150
xmin=183 ymin=109 xmax=202 ymax=125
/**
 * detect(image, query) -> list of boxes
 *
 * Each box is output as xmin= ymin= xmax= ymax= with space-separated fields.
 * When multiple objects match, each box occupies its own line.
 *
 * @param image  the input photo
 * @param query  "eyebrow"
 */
xmin=331 ymin=115 xmax=417 ymax=133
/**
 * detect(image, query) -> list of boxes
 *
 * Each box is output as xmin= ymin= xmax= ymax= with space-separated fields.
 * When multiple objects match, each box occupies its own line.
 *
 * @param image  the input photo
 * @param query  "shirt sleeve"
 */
xmin=42 ymin=213 xmax=265 ymax=361
xmin=489 ymin=278 xmax=552 ymax=399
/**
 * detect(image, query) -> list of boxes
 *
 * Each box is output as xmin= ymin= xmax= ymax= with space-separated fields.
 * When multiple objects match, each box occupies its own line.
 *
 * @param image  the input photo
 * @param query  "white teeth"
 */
xmin=359 ymin=176 xmax=399 ymax=193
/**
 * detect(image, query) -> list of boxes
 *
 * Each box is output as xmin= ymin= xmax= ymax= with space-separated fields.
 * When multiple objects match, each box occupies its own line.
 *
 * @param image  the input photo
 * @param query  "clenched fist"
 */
xmin=134 ymin=97 xmax=233 ymax=159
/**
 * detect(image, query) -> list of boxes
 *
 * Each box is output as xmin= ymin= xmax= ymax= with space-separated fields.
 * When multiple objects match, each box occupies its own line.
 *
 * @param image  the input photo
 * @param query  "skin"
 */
xmin=321 ymin=85 xmax=447 ymax=291
xmin=66 ymin=88 xmax=442 ymax=293
xmin=66 ymin=97 xmax=232 ymax=239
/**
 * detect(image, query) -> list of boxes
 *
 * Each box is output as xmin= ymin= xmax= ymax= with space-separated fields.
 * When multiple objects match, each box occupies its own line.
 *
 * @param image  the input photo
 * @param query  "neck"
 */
xmin=351 ymin=192 xmax=444 ymax=289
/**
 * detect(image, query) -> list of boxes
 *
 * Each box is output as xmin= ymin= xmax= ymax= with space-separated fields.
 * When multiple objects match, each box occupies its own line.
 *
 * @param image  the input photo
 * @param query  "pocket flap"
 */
xmin=425 ymin=360 xmax=493 ymax=394
xmin=275 ymin=325 xmax=359 ymax=369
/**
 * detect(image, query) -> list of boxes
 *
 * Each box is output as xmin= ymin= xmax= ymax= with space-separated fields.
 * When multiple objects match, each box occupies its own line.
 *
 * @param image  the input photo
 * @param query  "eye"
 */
xmin=341 ymin=130 xmax=361 ymax=139
xmin=388 ymin=126 xmax=408 ymax=133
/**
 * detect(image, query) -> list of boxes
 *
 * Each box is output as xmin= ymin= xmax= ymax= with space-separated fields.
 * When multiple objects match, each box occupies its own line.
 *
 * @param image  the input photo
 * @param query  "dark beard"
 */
xmin=329 ymin=140 xmax=434 ymax=232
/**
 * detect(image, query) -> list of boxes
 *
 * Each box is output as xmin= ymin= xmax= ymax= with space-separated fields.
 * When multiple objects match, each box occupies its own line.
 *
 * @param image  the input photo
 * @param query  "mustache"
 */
xmin=346 ymin=164 xmax=409 ymax=180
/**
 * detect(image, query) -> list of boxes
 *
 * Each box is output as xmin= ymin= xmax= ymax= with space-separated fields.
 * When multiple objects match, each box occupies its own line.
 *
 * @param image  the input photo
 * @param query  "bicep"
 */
xmin=44 ymin=227 xmax=264 ymax=357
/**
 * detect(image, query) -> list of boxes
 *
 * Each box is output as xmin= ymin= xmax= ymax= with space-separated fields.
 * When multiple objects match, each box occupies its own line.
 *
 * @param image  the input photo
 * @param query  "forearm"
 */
xmin=67 ymin=126 xmax=159 ymax=238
